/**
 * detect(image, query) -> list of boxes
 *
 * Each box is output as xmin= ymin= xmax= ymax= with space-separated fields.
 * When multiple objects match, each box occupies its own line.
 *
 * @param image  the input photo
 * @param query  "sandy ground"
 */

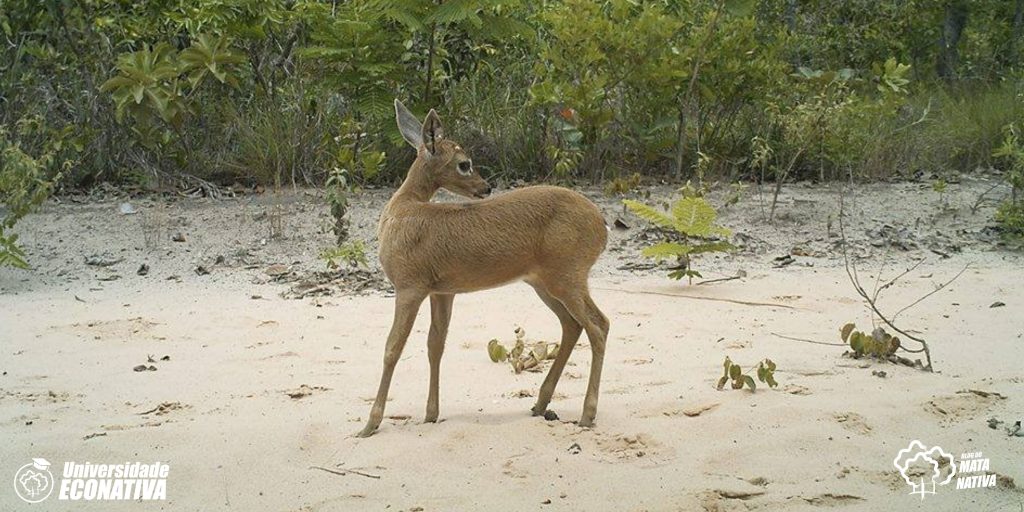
xmin=2 ymin=175 xmax=1023 ymax=511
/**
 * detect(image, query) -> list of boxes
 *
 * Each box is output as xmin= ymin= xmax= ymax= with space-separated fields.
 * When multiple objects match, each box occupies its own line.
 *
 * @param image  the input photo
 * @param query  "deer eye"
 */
xmin=457 ymin=160 xmax=472 ymax=175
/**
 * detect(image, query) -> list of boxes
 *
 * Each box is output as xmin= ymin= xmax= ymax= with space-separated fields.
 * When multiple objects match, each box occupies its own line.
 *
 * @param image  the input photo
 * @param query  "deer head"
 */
xmin=394 ymin=99 xmax=491 ymax=199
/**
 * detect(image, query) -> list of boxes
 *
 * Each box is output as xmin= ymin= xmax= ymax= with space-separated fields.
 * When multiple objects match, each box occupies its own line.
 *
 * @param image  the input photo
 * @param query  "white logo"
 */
xmin=893 ymin=440 xmax=957 ymax=500
xmin=13 ymin=458 xmax=55 ymax=503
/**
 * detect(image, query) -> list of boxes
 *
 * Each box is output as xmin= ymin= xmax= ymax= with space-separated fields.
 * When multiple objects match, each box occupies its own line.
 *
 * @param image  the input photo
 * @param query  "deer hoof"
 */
xmin=355 ymin=425 xmax=378 ymax=438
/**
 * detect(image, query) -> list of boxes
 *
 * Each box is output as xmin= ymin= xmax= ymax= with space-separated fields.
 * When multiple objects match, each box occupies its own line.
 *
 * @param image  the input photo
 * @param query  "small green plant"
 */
xmin=840 ymin=323 xmax=900 ymax=358
xmin=321 ymin=240 xmax=368 ymax=269
xmin=603 ymin=172 xmax=641 ymax=197
xmin=1 ymin=131 xmax=58 ymax=268
xmin=325 ymin=167 xmax=351 ymax=245
xmin=932 ymin=178 xmax=948 ymax=205
xmin=623 ymin=189 xmax=733 ymax=282
xmin=487 ymin=326 xmax=560 ymax=374
xmin=716 ymin=357 xmax=778 ymax=392
xmin=993 ymin=123 xmax=1024 ymax=237
xmin=722 ymin=181 xmax=747 ymax=208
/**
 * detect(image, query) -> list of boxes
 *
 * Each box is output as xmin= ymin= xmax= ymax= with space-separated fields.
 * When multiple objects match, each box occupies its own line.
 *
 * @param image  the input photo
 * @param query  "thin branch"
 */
xmin=309 ymin=466 xmax=381 ymax=479
xmin=770 ymin=332 xmax=847 ymax=347
xmin=839 ymin=190 xmax=933 ymax=370
xmin=696 ymin=274 xmax=743 ymax=286
xmin=592 ymin=287 xmax=795 ymax=309
xmin=892 ymin=264 xmax=969 ymax=321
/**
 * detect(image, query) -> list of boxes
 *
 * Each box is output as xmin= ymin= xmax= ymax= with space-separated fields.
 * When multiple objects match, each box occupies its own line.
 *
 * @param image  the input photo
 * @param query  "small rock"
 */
xmin=195 ymin=265 xmax=210 ymax=276
xmin=541 ymin=499 xmax=552 ymax=505
xmin=265 ymin=264 xmax=290 ymax=276
xmin=543 ymin=410 xmax=559 ymax=421
xmin=119 ymin=202 xmax=138 ymax=215
xmin=772 ymin=254 xmax=794 ymax=267
xmin=871 ymin=370 xmax=887 ymax=378
xmin=990 ymin=301 xmax=1006 ymax=308
xmin=85 ymin=255 xmax=123 ymax=267
xmin=137 ymin=263 xmax=150 ymax=276
xmin=172 ymin=232 xmax=186 ymax=242
xmin=133 ymin=365 xmax=148 ymax=372
xmin=567 ymin=442 xmax=581 ymax=455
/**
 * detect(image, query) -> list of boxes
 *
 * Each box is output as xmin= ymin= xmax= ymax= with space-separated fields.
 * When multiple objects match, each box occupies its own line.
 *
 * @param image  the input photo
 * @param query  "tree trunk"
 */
xmin=937 ymin=1 xmax=969 ymax=80
xmin=424 ymin=22 xmax=436 ymax=104
xmin=1011 ymin=0 xmax=1024 ymax=64
xmin=673 ymin=107 xmax=688 ymax=180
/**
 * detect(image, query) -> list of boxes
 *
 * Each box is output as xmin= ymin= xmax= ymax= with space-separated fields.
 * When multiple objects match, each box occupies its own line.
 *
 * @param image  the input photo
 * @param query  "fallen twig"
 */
xmin=770 ymin=332 xmax=846 ymax=347
xmin=309 ymin=465 xmax=381 ymax=479
xmin=592 ymin=287 xmax=794 ymax=309
xmin=696 ymin=275 xmax=743 ymax=286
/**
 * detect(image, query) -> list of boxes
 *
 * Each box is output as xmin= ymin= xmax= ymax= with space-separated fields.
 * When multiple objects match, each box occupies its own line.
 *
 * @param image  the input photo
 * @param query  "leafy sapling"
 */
xmin=623 ymin=187 xmax=733 ymax=282
xmin=716 ymin=357 xmax=778 ymax=392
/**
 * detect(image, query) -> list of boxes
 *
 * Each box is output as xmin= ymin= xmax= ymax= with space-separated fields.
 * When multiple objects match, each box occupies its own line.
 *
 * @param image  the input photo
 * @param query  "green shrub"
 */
xmin=993 ymin=123 xmax=1024 ymax=237
xmin=623 ymin=187 xmax=734 ymax=282
xmin=1 ymin=131 xmax=58 ymax=268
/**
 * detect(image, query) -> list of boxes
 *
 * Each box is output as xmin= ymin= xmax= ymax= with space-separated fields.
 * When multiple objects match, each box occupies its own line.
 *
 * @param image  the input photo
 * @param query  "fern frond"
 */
xmin=670 ymin=196 xmax=721 ymax=237
xmin=623 ymin=199 xmax=675 ymax=229
xmin=641 ymin=242 xmax=691 ymax=261
xmin=427 ymin=0 xmax=482 ymax=26
xmin=355 ymin=86 xmax=394 ymax=120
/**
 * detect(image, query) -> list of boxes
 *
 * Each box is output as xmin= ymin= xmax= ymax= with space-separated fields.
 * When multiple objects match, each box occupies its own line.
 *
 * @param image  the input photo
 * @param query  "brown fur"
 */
xmin=357 ymin=102 xmax=609 ymax=437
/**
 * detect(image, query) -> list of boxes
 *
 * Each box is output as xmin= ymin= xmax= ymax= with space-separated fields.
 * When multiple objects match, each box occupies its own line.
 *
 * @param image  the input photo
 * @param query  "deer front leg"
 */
xmin=357 ymin=290 xmax=426 ymax=437
xmin=425 ymin=293 xmax=454 ymax=423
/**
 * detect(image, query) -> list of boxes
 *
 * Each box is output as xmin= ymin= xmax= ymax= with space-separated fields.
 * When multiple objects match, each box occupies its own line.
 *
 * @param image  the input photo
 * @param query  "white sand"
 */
xmin=2 ymin=180 xmax=1022 ymax=510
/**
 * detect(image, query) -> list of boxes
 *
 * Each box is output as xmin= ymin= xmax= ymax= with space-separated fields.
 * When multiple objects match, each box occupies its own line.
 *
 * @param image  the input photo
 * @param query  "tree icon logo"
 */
xmin=893 ymin=440 xmax=957 ymax=500
xmin=13 ymin=458 xmax=55 ymax=503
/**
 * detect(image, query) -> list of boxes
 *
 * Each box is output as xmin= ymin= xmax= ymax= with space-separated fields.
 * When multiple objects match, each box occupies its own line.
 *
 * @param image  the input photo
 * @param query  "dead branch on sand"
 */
xmin=837 ymin=191 xmax=968 ymax=372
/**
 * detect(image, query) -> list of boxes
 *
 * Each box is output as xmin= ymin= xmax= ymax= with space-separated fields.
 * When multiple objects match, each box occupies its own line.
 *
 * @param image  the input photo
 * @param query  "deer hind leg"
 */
xmin=527 ymin=283 xmax=583 ymax=416
xmin=425 ymin=293 xmax=454 ymax=423
xmin=543 ymin=282 xmax=608 ymax=428
xmin=357 ymin=290 xmax=427 ymax=437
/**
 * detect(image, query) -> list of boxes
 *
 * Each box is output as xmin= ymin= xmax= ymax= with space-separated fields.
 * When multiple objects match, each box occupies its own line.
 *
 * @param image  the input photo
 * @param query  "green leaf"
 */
xmin=623 ymin=199 xmax=676 ymax=229
xmin=840 ymin=323 xmax=855 ymax=343
xmin=724 ymin=0 xmax=756 ymax=17
xmin=849 ymin=332 xmax=865 ymax=354
xmin=716 ymin=375 xmax=728 ymax=390
xmin=641 ymin=242 xmax=691 ymax=260
xmin=729 ymin=363 xmax=741 ymax=380
xmin=487 ymin=339 xmax=507 ymax=362
xmin=671 ymin=197 xmax=729 ymax=237
xmin=743 ymin=375 xmax=756 ymax=391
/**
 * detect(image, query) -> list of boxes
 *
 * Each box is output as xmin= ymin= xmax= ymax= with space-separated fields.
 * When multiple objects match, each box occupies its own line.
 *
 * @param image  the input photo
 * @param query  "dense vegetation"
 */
xmin=2 ymin=0 xmax=1021 ymax=190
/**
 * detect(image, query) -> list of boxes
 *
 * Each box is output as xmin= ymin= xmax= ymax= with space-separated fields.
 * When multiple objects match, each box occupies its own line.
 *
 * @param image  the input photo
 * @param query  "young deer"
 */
xmin=356 ymin=100 xmax=609 ymax=437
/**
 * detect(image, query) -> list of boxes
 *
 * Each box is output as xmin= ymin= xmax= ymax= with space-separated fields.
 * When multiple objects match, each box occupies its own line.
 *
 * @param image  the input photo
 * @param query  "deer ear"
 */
xmin=422 ymin=109 xmax=444 ymax=155
xmin=394 ymin=99 xmax=423 ymax=148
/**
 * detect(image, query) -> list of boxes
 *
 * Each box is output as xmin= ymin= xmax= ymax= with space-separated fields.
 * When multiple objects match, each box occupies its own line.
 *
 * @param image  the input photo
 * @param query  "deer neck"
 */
xmin=391 ymin=158 xmax=438 ymax=205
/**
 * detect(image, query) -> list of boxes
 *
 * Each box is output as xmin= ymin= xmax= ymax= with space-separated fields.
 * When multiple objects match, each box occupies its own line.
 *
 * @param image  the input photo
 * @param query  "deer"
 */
xmin=356 ymin=100 xmax=609 ymax=437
